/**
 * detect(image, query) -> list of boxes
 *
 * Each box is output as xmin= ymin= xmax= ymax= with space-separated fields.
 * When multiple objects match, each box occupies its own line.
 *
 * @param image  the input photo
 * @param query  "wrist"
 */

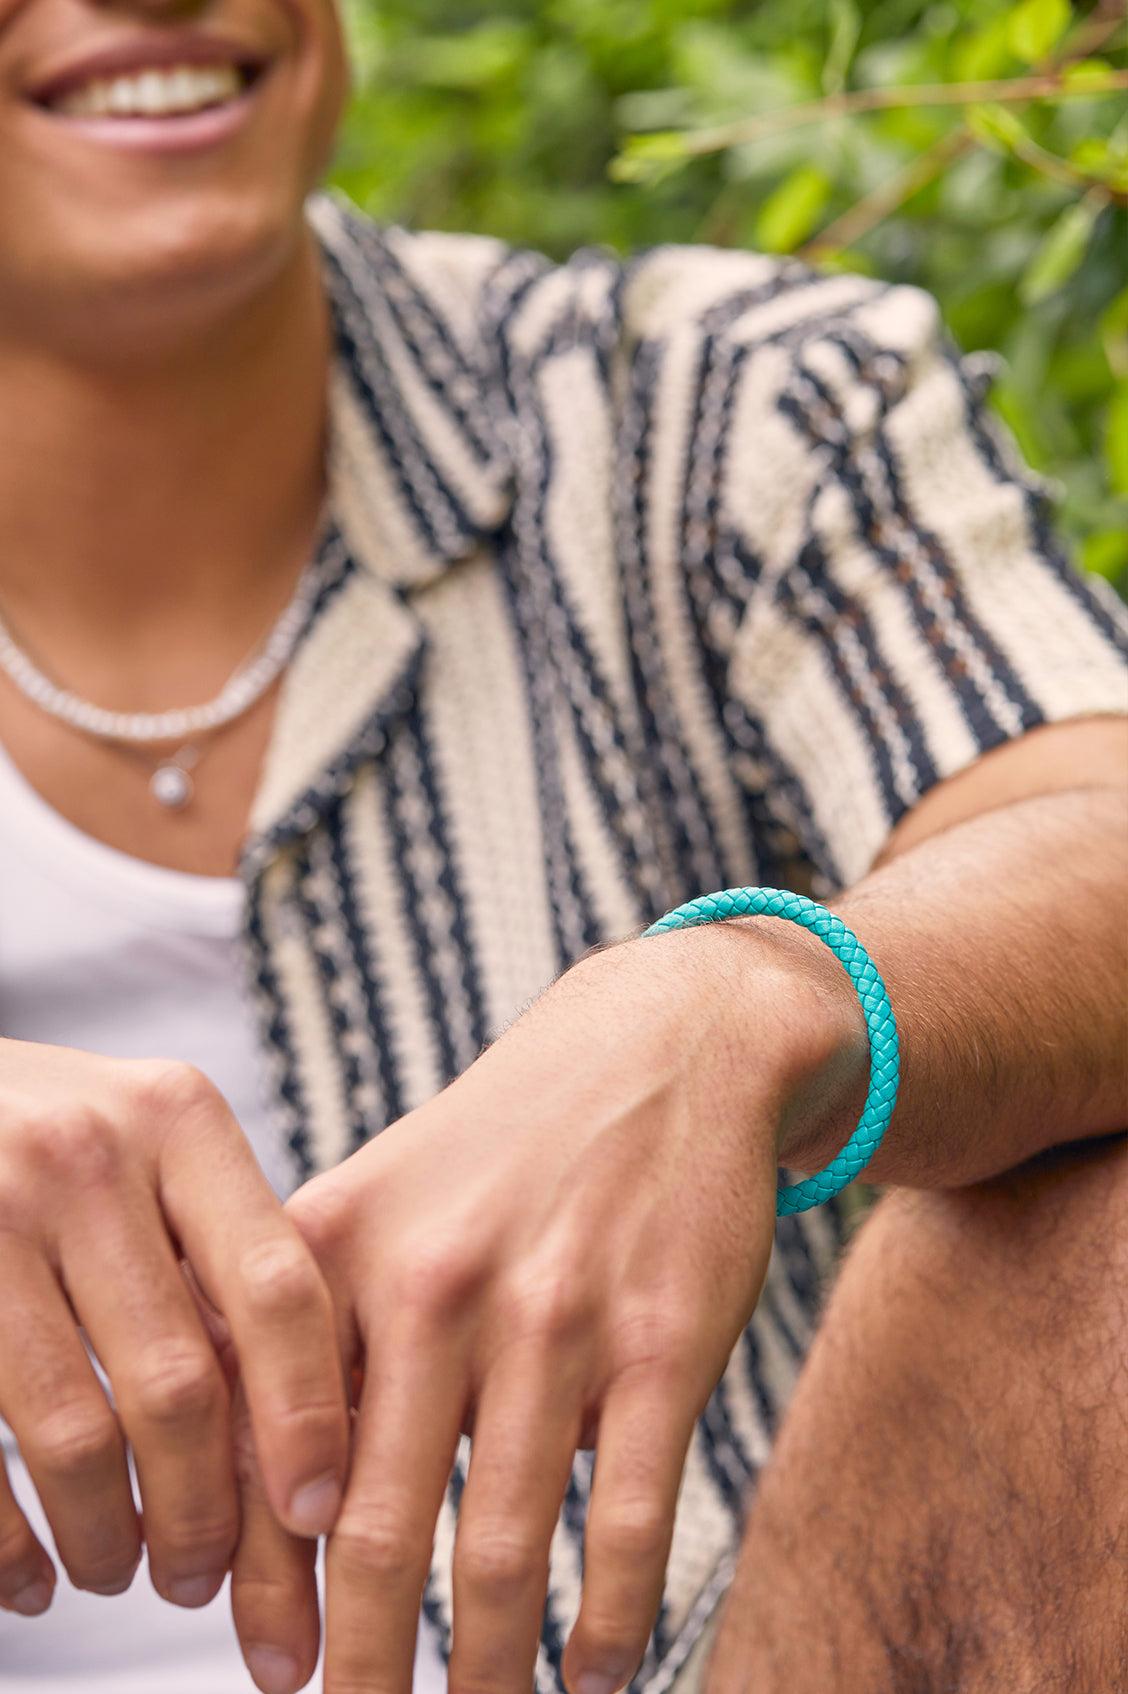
xmin=631 ymin=916 xmax=871 ymax=1170
xmin=730 ymin=917 xmax=872 ymax=1170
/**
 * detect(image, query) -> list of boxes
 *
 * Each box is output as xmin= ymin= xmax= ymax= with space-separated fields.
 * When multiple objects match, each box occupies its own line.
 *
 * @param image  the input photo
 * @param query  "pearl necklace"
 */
xmin=0 ymin=559 xmax=322 ymax=808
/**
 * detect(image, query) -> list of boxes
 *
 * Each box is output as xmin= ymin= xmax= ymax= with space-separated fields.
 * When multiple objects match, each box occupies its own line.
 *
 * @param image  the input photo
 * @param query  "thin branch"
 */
xmin=1000 ymin=127 xmax=1128 ymax=202
xmin=1056 ymin=0 xmax=1128 ymax=67
xmin=796 ymin=12 xmax=1128 ymax=254
xmin=656 ymin=69 xmax=1128 ymax=160
xmin=800 ymin=130 xmax=976 ymax=257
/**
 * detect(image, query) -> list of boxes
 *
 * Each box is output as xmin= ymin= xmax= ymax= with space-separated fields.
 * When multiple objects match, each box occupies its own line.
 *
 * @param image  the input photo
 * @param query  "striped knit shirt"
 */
xmin=238 ymin=194 xmax=1128 ymax=1689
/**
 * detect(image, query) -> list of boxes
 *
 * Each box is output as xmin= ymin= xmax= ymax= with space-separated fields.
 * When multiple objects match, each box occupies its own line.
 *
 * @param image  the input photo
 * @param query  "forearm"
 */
xmin=783 ymin=784 xmax=1128 ymax=1189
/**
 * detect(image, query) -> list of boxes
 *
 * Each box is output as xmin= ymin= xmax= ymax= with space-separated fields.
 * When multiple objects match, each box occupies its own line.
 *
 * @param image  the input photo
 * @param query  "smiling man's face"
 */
xmin=0 ymin=0 xmax=348 ymax=351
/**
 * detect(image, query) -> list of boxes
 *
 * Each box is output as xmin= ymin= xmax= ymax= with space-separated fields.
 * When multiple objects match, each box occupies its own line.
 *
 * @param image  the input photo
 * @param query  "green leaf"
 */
xmin=1107 ymin=383 xmax=1128 ymax=498
xmin=338 ymin=0 xmax=385 ymax=88
xmin=609 ymin=130 xmax=691 ymax=185
xmin=1006 ymin=0 xmax=1071 ymax=66
xmin=966 ymin=102 xmax=1029 ymax=155
xmin=752 ymin=165 xmax=832 ymax=253
xmin=392 ymin=24 xmax=530 ymax=93
xmin=1101 ymin=288 xmax=1128 ymax=380
xmin=1018 ymin=195 xmax=1105 ymax=306
xmin=812 ymin=245 xmax=879 ymax=278
xmin=1068 ymin=137 xmax=1128 ymax=193
xmin=822 ymin=0 xmax=860 ymax=98
xmin=1071 ymin=138 xmax=1111 ymax=175
xmin=1061 ymin=58 xmax=1116 ymax=89
xmin=952 ymin=18 xmax=1015 ymax=83
xmin=991 ymin=380 xmax=1048 ymax=473
xmin=1082 ymin=528 xmax=1128 ymax=585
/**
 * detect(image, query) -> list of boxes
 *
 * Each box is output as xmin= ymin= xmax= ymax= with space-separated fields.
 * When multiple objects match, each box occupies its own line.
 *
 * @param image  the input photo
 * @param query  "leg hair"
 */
xmin=705 ymin=1136 xmax=1128 ymax=1694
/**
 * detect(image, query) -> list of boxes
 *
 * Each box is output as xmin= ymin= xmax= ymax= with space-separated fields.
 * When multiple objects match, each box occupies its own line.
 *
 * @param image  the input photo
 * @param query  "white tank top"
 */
xmin=0 ymin=740 xmax=446 ymax=1691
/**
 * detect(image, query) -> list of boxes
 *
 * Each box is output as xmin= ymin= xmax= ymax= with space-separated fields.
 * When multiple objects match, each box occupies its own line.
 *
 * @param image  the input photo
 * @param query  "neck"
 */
xmin=0 ymin=230 xmax=329 ymax=712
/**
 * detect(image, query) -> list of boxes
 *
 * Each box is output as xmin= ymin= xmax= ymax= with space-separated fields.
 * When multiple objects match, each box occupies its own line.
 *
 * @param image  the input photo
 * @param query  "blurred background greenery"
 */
xmin=330 ymin=0 xmax=1128 ymax=592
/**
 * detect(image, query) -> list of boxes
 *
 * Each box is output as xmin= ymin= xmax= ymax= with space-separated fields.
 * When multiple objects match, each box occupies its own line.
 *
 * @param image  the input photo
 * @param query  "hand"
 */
xmin=234 ymin=923 xmax=865 ymax=1694
xmin=0 ymin=1040 xmax=349 ymax=1624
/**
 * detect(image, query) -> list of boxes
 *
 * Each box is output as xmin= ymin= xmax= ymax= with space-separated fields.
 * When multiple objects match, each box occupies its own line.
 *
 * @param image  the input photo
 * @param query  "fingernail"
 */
xmin=576 ymin=1676 xmax=621 ymax=1694
xmin=289 ymin=1471 xmax=342 ymax=1536
xmin=88 ymin=1572 xmax=136 ymax=1597
xmin=246 ymin=1645 xmax=301 ymax=1694
xmin=8 ymin=1579 xmax=51 ymax=1616
xmin=167 ymin=1573 xmax=222 ymax=1608
xmin=575 ymin=1666 xmax=619 ymax=1694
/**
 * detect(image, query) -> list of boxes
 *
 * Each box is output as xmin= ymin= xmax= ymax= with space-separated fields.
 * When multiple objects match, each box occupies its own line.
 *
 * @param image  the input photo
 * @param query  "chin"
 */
xmin=100 ymin=189 xmax=313 ymax=327
xmin=1 ymin=188 xmax=314 ymax=361
xmin=0 ymin=13 xmax=347 ymax=361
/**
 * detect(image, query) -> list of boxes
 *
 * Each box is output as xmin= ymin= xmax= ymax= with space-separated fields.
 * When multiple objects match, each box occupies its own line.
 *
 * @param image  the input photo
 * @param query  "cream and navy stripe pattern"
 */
xmin=238 ymin=196 xmax=1128 ymax=1688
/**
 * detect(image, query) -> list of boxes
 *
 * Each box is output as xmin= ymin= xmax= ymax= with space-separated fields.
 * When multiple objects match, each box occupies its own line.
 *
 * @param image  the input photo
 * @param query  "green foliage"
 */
xmin=331 ymin=0 xmax=1128 ymax=590
xmin=1007 ymin=0 xmax=1071 ymax=63
xmin=753 ymin=163 xmax=833 ymax=251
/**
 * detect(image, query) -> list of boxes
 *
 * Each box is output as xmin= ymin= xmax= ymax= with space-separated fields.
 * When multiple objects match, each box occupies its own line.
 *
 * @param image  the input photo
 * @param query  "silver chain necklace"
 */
xmin=0 ymin=559 xmax=322 ymax=809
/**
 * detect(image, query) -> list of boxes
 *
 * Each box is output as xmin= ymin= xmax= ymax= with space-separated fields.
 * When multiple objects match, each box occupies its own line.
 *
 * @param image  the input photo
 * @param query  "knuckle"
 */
xmin=613 ymin=1303 xmax=698 ymax=1376
xmin=232 ymin=1564 xmax=299 ymax=1610
xmin=230 ymin=1563 xmax=308 ymax=1638
xmin=131 ymin=1059 xmax=220 ymax=1128
xmin=237 ymin=1235 xmax=326 ymax=1324
xmin=29 ymin=1404 xmax=122 ymax=1485
xmin=233 ymin=1386 xmax=346 ymax=1491
xmin=270 ymin=1393 xmax=349 ymax=1459
xmin=498 ymin=1265 xmax=585 ymax=1345
xmin=153 ymin=1508 xmax=237 ymax=1568
xmin=331 ymin=1507 xmax=425 ymax=1593
xmin=593 ymin=1496 xmax=668 ymax=1565
xmin=27 ymin=1104 xmax=121 ymax=1190
xmin=0 ymin=1517 xmax=37 ymax=1580
xmin=285 ymin=1173 xmax=348 ymax=1260
xmin=389 ymin=1235 xmax=481 ymax=1323
xmin=455 ymin=1522 xmax=540 ymax=1603
xmin=128 ymin=1341 xmax=226 ymax=1430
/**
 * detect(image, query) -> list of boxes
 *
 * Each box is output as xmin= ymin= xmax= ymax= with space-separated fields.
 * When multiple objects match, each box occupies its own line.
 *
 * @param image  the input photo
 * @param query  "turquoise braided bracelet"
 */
xmin=642 ymin=887 xmax=899 ymax=1217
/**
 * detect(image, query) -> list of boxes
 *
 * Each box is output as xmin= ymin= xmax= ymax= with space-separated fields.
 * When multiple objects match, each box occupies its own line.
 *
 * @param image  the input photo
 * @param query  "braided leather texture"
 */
xmin=643 ymin=887 xmax=900 ymax=1216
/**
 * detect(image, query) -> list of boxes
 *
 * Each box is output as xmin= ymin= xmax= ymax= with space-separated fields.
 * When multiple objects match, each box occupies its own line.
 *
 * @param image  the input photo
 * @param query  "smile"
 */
xmin=41 ymin=62 xmax=258 ymax=121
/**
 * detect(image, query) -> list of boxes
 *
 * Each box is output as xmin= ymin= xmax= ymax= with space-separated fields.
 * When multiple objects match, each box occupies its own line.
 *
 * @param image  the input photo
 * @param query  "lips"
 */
xmin=25 ymin=34 xmax=270 ymax=120
xmin=51 ymin=62 xmax=255 ymax=119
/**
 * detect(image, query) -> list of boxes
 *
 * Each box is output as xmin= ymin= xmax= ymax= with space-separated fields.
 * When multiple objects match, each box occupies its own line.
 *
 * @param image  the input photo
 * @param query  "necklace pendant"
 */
xmin=150 ymin=761 xmax=195 ymax=809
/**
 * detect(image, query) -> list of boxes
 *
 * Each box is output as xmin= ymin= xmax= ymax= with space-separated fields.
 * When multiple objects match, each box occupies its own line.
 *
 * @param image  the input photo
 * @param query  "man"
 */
xmin=0 ymin=3 xmax=1124 ymax=1694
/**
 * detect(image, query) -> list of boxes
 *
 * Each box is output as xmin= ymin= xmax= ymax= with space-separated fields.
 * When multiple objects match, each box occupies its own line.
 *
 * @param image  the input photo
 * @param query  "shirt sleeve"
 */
xmin=623 ymin=254 xmax=1128 ymax=891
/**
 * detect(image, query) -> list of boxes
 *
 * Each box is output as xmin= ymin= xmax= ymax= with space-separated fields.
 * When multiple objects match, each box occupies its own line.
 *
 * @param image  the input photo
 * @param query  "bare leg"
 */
xmin=705 ymin=1137 xmax=1128 ymax=1694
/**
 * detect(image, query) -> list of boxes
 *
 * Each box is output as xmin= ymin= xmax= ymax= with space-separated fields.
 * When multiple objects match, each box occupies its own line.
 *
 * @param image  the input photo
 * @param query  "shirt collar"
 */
xmin=244 ymin=200 xmax=516 ymax=862
xmin=311 ymin=194 xmax=515 ymax=592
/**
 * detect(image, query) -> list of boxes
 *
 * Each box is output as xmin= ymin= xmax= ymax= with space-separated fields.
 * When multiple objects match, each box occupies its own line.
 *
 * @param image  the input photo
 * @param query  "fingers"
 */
xmin=230 ymin=1383 xmax=320 ymax=1694
xmin=449 ymin=1345 xmax=583 ymax=1693
xmin=0 ymin=1452 xmax=55 ymax=1617
xmin=56 ymin=1177 xmax=239 ymax=1609
xmin=563 ymin=1372 xmax=695 ymax=1694
xmin=155 ymin=1066 xmax=350 ymax=1540
xmin=0 ymin=1236 xmax=141 ymax=1597
xmin=322 ymin=1328 xmax=465 ymax=1694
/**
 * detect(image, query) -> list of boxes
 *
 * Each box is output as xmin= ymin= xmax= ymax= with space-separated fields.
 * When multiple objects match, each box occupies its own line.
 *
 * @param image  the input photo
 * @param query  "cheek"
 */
xmin=281 ymin=0 xmax=347 ymax=185
xmin=298 ymin=0 xmax=349 ymax=184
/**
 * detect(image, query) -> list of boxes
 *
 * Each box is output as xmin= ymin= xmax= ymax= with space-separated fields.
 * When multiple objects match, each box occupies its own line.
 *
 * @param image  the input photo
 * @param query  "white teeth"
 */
xmin=53 ymin=62 xmax=243 ymax=119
